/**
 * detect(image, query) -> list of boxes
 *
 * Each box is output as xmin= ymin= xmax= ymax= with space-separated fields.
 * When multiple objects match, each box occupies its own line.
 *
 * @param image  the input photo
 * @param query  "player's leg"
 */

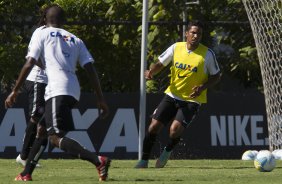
xmin=15 ymin=119 xmax=48 ymax=181
xmin=15 ymin=82 xmax=47 ymax=181
xmin=47 ymin=96 xmax=111 ymax=181
xmin=156 ymin=101 xmax=200 ymax=168
xmin=17 ymin=81 xmax=46 ymax=166
xmin=135 ymin=95 xmax=177 ymax=168
xmin=17 ymin=81 xmax=37 ymax=163
xmin=17 ymin=119 xmax=37 ymax=165
xmin=135 ymin=119 xmax=164 ymax=168
xmin=48 ymin=134 xmax=111 ymax=181
xmin=155 ymin=119 xmax=183 ymax=168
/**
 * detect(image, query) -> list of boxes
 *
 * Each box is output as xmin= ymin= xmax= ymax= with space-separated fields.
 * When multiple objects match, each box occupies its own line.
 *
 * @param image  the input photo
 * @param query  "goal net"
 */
xmin=242 ymin=0 xmax=282 ymax=151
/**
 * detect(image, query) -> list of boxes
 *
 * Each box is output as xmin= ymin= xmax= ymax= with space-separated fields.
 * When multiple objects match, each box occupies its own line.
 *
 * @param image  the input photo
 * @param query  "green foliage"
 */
xmin=146 ymin=80 xmax=158 ymax=93
xmin=0 ymin=0 xmax=49 ymax=92
xmin=201 ymin=0 xmax=262 ymax=89
xmin=235 ymin=46 xmax=262 ymax=88
xmin=0 ymin=0 xmax=263 ymax=93
xmin=54 ymin=0 xmax=143 ymax=92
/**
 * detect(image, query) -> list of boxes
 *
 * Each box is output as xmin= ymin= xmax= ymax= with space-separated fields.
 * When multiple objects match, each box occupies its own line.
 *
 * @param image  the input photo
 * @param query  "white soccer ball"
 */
xmin=272 ymin=149 xmax=282 ymax=160
xmin=242 ymin=150 xmax=258 ymax=160
xmin=254 ymin=150 xmax=276 ymax=172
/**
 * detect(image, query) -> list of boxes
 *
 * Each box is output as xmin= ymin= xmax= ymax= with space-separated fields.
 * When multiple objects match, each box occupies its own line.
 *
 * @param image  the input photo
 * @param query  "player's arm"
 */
xmin=83 ymin=63 xmax=109 ymax=119
xmin=189 ymin=72 xmax=221 ymax=99
xmin=145 ymin=61 xmax=164 ymax=80
xmin=5 ymin=57 xmax=36 ymax=108
xmin=78 ymin=39 xmax=109 ymax=119
xmin=203 ymin=72 xmax=221 ymax=90
xmin=145 ymin=44 xmax=174 ymax=80
xmin=5 ymin=28 xmax=44 ymax=108
xmin=189 ymin=49 xmax=221 ymax=99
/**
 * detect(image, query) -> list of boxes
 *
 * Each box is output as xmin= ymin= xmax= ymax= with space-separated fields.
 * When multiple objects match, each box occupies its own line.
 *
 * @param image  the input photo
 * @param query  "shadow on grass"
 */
xmin=108 ymin=178 xmax=183 ymax=182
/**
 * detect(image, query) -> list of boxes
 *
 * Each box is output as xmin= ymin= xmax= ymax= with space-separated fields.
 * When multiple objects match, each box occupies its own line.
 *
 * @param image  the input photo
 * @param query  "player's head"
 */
xmin=38 ymin=4 xmax=66 ymax=27
xmin=185 ymin=20 xmax=203 ymax=48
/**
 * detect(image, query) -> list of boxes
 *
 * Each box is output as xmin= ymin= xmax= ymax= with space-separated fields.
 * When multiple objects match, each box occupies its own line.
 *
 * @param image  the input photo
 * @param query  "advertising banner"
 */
xmin=0 ymin=91 xmax=268 ymax=159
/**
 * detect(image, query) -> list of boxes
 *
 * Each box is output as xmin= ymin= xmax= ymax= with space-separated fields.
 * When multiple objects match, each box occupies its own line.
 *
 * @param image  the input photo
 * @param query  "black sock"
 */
xmin=141 ymin=133 xmax=157 ymax=160
xmin=20 ymin=122 xmax=37 ymax=160
xmin=21 ymin=137 xmax=48 ymax=176
xmin=60 ymin=137 xmax=100 ymax=167
xmin=165 ymin=137 xmax=180 ymax=152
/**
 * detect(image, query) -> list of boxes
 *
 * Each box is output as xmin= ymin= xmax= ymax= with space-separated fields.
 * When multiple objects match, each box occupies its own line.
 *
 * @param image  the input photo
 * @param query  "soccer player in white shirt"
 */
xmin=16 ymin=25 xmax=48 ymax=168
xmin=5 ymin=4 xmax=110 ymax=181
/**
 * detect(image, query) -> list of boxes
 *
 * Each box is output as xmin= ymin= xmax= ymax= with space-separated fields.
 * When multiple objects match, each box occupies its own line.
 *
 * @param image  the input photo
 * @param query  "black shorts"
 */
xmin=152 ymin=95 xmax=200 ymax=128
xmin=45 ymin=95 xmax=77 ymax=136
xmin=24 ymin=80 xmax=47 ymax=120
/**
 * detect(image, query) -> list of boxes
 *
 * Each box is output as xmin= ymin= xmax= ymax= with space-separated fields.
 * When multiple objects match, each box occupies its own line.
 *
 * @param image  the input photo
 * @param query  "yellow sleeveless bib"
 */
xmin=165 ymin=42 xmax=209 ymax=103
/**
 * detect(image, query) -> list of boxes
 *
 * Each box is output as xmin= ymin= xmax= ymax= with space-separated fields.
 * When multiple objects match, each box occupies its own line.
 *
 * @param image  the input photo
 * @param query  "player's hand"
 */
xmin=144 ymin=70 xmax=153 ymax=80
xmin=5 ymin=91 xmax=18 ymax=109
xmin=97 ymin=100 xmax=109 ymax=119
xmin=189 ymin=85 xmax=204 ymax=99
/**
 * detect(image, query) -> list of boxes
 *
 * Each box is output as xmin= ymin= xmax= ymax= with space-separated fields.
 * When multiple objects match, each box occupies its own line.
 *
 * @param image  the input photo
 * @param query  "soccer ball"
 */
xmin=241 ymin=150 xmax=258 ymax=160
xmin=254 ymin=150 xmax=276 ymax=172
xmin=272 ymin=149 xmax=282 ymax=160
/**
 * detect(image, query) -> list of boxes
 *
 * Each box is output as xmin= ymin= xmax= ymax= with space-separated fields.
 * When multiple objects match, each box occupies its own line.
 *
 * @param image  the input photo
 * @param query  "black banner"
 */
xmin=0 ymin=91 xmax=268 ymax=159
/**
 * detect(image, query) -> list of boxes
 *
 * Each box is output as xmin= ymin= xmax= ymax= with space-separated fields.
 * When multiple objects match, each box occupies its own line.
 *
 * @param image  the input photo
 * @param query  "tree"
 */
xmin=0 ymin=0 xmax=261 ymax=93
xmin=0 ymin=0 xmax=50 ymax=92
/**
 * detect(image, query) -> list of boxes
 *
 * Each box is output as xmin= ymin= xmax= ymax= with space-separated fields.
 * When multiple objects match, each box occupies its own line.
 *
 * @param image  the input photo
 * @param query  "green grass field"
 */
xmin=0 ymin=159 xmax=281 ymax=184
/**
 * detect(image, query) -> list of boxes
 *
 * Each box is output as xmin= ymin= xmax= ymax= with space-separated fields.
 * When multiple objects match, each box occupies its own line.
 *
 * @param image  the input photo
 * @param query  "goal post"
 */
xmin=242 ymin=0 xmax=282 ymax=151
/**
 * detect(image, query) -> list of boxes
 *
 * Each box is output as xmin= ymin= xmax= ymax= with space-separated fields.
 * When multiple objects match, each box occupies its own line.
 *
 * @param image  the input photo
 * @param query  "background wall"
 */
xmin=0 ymin=91 xmax=268 ymax=159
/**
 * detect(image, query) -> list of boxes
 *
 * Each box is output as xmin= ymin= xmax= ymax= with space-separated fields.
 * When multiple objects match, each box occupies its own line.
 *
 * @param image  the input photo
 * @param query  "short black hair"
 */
xmin=38 ymin=4 xmax=66 ymax=26
xmin=186 ymin=20 xmax=204 ymax=31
